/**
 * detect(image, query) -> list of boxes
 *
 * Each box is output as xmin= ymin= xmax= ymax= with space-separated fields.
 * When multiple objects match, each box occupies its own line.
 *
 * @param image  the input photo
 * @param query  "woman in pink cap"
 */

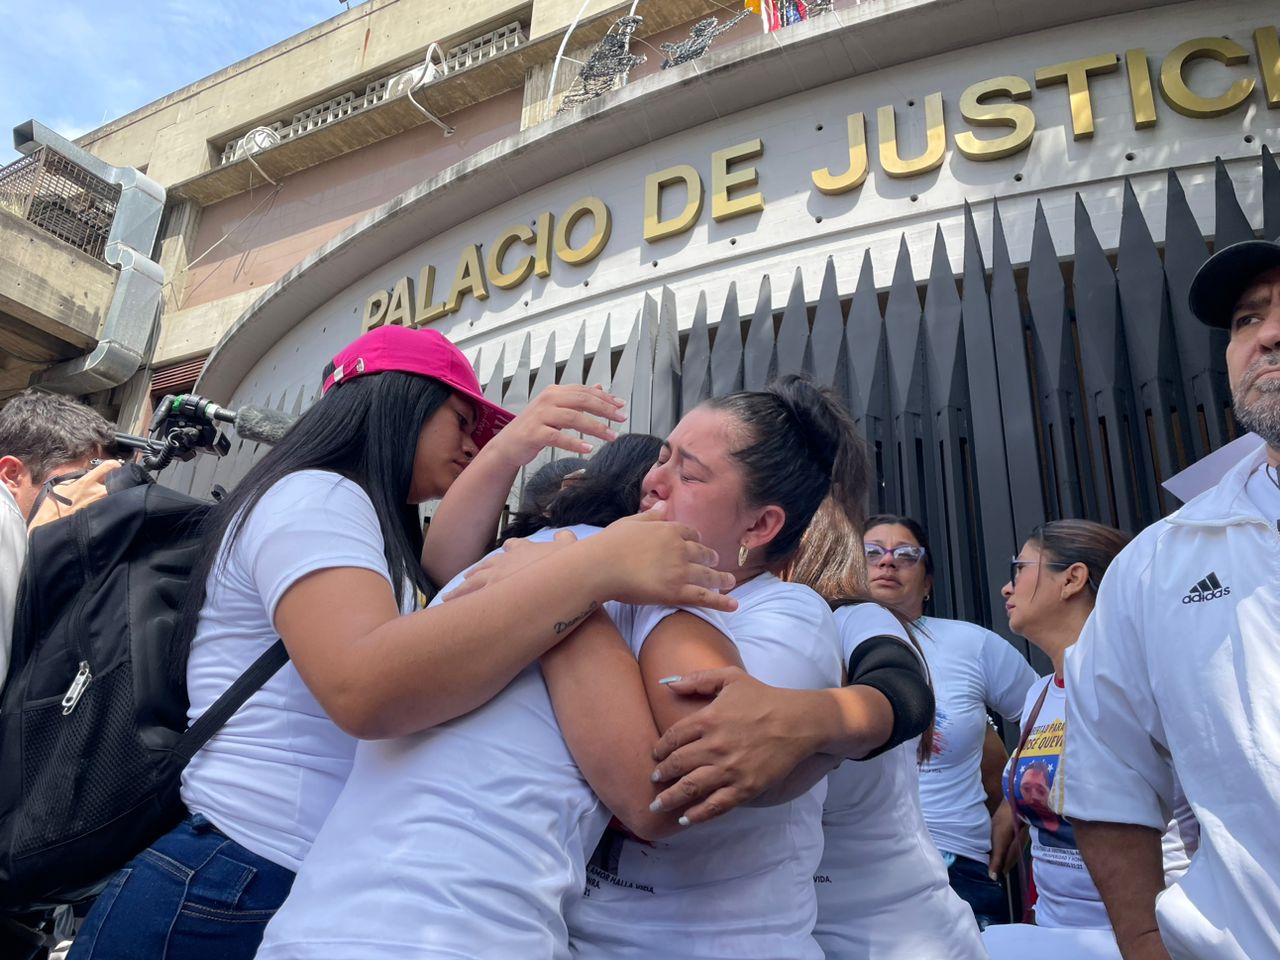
xmin=69 ymin=325 xmax=736 ymax=960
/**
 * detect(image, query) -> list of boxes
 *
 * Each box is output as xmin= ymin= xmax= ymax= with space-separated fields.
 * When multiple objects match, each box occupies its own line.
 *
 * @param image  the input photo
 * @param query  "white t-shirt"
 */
xmin=815 ymin=603 xmax=987 ymax=960
xmin=916 ymin=615 xmax=1038 ymax=862
xmin=982 ymin=922 xmax=1122 ymax=960
xmin=257 ymin=524 xmax=733 ymax=960
xmin=567 ymin=574 xmax=843 ymax=960
xmin=180 ymin=470 xmax=408 ymax=872
xmin=1006 ymin=675 xmax=1199 ymax=930
xmin=1005 ymin=675 xmax=1109 ymax=928
xmin=1064 ymin=448 xmax=1280 ymax=960
xmin=0 ymin=483 xmax=25 ymax=688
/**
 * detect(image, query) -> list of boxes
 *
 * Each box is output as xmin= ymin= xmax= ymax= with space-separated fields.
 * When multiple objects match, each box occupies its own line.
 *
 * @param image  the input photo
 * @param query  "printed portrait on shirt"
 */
xmin=1012 ymin=718 xmax=1076 ymax=850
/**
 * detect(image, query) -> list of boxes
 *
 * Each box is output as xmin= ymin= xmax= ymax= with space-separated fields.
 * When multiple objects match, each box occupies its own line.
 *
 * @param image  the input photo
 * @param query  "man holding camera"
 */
xmin=0 ymin=387 xmax=115 ymax=683
xmin=0 ymin=389 xmax=115 ymax=960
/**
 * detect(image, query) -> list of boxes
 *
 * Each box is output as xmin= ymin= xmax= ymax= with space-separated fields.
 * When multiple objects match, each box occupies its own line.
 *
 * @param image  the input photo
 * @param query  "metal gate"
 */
xmin=178 ymin=147 xmax=1277 ymax=658
xmin=464 ymin=147 xmax=1278 ymax=657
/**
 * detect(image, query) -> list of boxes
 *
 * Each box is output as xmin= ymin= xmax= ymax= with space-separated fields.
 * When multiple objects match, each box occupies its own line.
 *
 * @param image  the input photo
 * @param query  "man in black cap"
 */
xmin=1063 ymin=238 xmax=1280 ymax=960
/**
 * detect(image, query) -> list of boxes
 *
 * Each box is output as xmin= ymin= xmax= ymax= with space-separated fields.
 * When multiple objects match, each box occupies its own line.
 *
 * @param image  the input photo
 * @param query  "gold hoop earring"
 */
xmin=738 ymin=544 xmax=749 ymax=568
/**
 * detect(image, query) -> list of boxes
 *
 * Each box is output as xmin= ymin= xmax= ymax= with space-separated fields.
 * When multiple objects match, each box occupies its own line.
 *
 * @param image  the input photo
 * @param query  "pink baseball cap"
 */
xmin=323 ymin=325 xmax=514 ymax=448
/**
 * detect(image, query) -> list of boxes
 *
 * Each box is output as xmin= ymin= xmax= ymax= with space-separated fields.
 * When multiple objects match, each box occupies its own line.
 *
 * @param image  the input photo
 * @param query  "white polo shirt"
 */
xmin=1065 ymin=448 xmax=1280 ymax=960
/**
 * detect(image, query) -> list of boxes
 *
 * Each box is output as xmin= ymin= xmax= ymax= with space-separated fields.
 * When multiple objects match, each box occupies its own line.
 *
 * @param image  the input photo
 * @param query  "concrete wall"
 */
xmin=192 ymin=0 xmax=1278 ymax=414
xmin=0 ymin=209 xmax=117 ymax=396
xmin=181 ymin=90 xmax=524 ymax=312
xmin=147 ymin=4 xmax=762 ymax=364
xmin=75 ymin=0 xmax=528 ymax=186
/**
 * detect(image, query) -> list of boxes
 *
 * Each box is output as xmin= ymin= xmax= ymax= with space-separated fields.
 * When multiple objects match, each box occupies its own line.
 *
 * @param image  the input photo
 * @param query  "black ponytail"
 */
xmin=544 ymin=433 xmax=663 ymax=530
xmin=707 ymin=374 xmax=867 ymax=563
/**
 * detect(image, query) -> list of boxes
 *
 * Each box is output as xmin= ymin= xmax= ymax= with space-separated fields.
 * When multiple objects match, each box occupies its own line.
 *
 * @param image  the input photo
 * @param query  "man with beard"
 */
xmin=1063 ymin=238 xmax=1280 ymax=960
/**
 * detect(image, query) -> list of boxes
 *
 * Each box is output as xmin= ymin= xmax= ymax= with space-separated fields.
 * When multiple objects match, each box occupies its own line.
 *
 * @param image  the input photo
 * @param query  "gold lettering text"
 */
xmin=362 ymin=289 xmax=389 ymax=331
xmin=1124 ymin=49 xmax=1158 ymax=129
xmin=711 ymin=139 xmax=765 ymax=222
xmin=1035 ymin=54 xmax=1120 ymax=140
xmin=534 ymin=211 xmax=554 ymax=277
xmin=878 ymin=93 xmax=946 ymax=178
xmin=644 ymin=165 xmax=704 ymax=242
xmin=555 ymin=197 xmax=612 ymax=266
xmin=444 ymin=245 xmax=490 ymax=314
xmin=383 ymin=276 xmax=413 ymax=327
xmin=487 ymin=224 xmax=537 ymax=290
xmin=954 ymin=77 xmax=1036 ymax=161
xmin=415 ymin=265 xmax=448 ymax=325
xmin=1255 ymin=26 xmax=1280 ymax=109
xmin=1159 ymin=37 xmax=1255 ymax=118
xmin=811 ymin=113 xmax=869 ymax=194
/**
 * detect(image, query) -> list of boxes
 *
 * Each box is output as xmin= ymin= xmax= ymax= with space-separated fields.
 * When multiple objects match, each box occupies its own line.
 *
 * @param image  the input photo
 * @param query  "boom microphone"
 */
xmin=157 ymin=394 xmax=298 ymax=446
xmin=231 ymin=405 xmax=298 ymax=445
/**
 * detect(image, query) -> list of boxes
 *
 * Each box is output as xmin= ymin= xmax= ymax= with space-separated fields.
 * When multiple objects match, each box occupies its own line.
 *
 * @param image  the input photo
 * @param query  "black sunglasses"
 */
xmin=1009 ymin=558 xmax=1072 ymax=587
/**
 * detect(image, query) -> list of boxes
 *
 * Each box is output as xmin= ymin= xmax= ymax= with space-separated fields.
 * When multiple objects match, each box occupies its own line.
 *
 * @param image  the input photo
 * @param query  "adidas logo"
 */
xmin=1182 ymin=572 xmax=1231 ymax=604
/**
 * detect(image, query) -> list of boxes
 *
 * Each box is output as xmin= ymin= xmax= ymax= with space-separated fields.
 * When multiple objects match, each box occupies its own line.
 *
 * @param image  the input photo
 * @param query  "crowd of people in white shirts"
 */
xmin=1 ymin=237 xmax=1278 ymax=960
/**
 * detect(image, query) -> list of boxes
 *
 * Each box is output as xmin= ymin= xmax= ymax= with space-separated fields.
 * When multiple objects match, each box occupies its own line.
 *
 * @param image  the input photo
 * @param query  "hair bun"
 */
xmin=769 ymin=375 xmax=840 ymax=476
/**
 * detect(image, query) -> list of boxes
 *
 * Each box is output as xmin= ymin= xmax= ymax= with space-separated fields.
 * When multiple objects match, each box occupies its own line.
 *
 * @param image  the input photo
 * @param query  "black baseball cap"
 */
xmin=1188 ymin=238 xmax=1280 ymax=329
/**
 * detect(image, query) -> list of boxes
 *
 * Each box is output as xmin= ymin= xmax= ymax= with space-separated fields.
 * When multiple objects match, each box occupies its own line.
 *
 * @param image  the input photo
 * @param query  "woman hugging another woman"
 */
xmin=256 ymin=431 xmax=728 ymax=959
xmin=258 ymin=375 xmax=871 ymax=959
xmin=69 ymin=325 xmax=733 ymax=960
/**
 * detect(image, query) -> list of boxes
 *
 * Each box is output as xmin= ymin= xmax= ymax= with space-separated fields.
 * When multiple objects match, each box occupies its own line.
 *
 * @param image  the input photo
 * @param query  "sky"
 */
xmin=1 ymin=1 xmax=356 ymax=164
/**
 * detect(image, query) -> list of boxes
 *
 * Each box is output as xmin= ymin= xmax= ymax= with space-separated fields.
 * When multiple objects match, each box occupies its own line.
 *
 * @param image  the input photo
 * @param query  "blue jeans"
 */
xmin=68 ymin=814 xmax=295 ymax=960
xmin=943 ymin=851 xmax=1009 ymax=930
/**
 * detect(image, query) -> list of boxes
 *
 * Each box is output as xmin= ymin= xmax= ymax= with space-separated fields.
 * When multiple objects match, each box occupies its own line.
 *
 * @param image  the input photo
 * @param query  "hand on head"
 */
xmin=486 ymin=384 xmax=627 ymax=469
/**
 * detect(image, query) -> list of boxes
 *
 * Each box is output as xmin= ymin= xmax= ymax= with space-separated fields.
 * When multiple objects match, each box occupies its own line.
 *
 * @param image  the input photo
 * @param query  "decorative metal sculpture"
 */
xmin=559 ymin=15 xmax=647 ymax=112
xmin=660 ymin=9 xmax=751 ymax=69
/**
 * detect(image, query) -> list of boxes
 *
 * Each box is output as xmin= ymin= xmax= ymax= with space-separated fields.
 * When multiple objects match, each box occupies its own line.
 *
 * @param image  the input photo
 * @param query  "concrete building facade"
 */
xmin=1 ymin=0 xmax=762 ymax=411
xmin=2 ymin=0 xmax=1278 ymax=639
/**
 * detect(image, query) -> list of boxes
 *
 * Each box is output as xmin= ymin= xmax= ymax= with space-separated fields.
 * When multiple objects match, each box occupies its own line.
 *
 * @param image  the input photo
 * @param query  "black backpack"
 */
xmin=0 ymin=464 xmax=287 ymax=912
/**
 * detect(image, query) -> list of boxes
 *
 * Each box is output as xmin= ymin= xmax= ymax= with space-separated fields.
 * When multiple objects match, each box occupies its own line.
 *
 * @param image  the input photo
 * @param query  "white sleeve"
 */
xmin=733 ymin=588 xmax=841 ymax=690
xmin=980 ymin=628 xmax=1039 ymax=721
xmin=0 ymin=498 xmax=26 ymax=685
xmin=833 ymin=602 xmax=912 ymax=661
xmin=238 ymin=472 xmax=394 ymax=622
xmin=1062 ymin=547 xmax=1174 ymax=831
xmin=613 ymin=603 xmax=734 ymax=658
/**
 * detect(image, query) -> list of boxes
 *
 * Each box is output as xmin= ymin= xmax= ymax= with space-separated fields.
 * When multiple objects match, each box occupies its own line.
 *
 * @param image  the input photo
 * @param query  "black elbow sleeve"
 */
xmin=845 ymin=635 xmax=935 ymax=760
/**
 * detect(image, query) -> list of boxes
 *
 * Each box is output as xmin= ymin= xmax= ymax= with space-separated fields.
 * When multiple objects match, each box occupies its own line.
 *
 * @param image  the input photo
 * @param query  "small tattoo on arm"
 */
xmin=554 ymin=601 xmax=599 ymax=635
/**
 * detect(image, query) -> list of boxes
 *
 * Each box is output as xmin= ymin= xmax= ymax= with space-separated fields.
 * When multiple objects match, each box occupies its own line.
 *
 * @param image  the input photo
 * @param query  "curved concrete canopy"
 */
xmin=197 ymin=0 xmax=1177 ymax=400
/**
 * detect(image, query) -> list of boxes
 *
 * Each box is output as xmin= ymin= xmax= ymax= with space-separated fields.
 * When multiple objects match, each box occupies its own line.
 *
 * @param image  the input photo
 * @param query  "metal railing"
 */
xmin=219 ymin=22 xmax=527 ymax=165
xmin=0 ymin=146 xmax=122 ymax=261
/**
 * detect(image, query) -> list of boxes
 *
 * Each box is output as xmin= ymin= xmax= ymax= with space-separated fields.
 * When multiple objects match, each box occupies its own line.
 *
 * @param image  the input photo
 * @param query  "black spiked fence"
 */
xmin=474 ymin=151 xmax=1276 ymax=646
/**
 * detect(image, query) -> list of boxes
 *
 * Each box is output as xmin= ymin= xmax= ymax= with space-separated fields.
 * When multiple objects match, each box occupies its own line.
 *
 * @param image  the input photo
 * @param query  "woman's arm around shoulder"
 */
xmin=275 ymin=509 xmax=735 ymax=740
xmin=541 ymin=608 xmax=741 ymax=839
xmin=421 ymin=385 xmax=625 ymax=585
